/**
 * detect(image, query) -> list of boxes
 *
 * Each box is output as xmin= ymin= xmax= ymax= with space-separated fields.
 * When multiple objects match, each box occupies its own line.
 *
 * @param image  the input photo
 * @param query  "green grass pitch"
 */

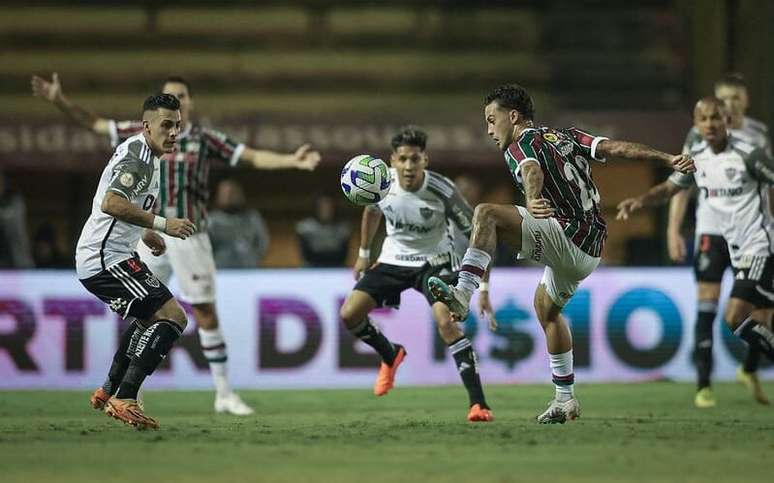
xmin=1 ymin=382 xmax=773 ymax=482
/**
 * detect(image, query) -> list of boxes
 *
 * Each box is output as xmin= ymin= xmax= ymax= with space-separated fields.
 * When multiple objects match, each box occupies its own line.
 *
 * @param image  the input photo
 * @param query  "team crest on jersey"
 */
xmin=119 ymin=172 xmax=135 ymax=188
xmin=725 ymin=167 xmax=737 ymax=180
xmin=144 ymin=273 xmax=160 ymax=288
xmin=419 ymin=207 xmax=434 ymax=220
xmin=109 ymin=298 xmax=128 ymax=313
xmin=557 ymin=142 xmax=574 ymax=156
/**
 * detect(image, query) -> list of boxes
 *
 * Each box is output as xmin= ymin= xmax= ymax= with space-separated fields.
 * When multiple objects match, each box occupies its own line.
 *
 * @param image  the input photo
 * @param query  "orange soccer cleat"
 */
xmin=374 ymin=345 xmax=407 ymax=396
xmin=104 ymin=397 xmax=159 ymax=430
xmin=89 ymin=387 xmax=110 ymax=411
xmin=467 ymin=403 xmax=494 ymax=422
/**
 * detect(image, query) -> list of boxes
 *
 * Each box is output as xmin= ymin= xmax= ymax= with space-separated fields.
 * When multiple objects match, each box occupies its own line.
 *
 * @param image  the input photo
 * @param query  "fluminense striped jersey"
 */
xmin=376 ymin=169 xmax=473 ymax=269
xmin=504 ymin=127 xmax=608 ymax=257
xmin=109 ymin=120 xmax=245 ymax=229
xmin=682 ymin=116 xmax=771 ymax=237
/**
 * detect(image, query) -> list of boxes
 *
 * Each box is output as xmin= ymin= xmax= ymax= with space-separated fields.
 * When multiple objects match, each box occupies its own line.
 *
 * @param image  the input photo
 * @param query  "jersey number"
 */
xmin=143 ymin=195 xmax=155 ymax=211
xmin=563 ymin=156 xmax=600 ymax=211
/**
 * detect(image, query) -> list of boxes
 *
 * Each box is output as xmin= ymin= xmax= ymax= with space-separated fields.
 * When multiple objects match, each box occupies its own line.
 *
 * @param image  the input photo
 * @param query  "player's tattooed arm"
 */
xmin=30 ymin=73 xmax=111 ymax=135
xmin=521 ymin=161 xmax=554 ymax=218
xmin=745 ymin=148 xmax=774 ymax=184
xmin=616 ymin=180 xmax=685 ymax=220
xmin=353 ymin=205 xmax=383 ymax=279
xmin=596 ymin=140 xmax=695 ymax=173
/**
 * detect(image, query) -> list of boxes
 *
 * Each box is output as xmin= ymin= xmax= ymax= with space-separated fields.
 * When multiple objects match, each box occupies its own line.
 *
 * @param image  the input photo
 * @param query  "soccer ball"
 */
xmin=340 ymin=154 xmax=391 ymax=205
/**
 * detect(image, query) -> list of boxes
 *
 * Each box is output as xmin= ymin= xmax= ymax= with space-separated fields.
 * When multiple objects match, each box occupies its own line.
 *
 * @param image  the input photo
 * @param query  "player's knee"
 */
xmin=192 ymin=303 xmax=217 ymax=330
xmin=435 ymin=317 xmax=461 ymax=343
xmin=155 ymin=299 xmax=188 ymax=330
xmin=339 ymin=302 xmax=361 ymax=329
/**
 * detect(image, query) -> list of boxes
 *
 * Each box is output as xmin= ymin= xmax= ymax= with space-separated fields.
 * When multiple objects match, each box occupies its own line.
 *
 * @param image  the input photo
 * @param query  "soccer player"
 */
xmin=617 ymin=98 xmax=774 ymax=378
xmin=32 ymin=73 xmax=320 ymax=415
xmin=667 ymin=74 xmax=771 ymax=407
xmin=427 ymin=84 xmax=695 ymax=424
xmin=78 ymin=93 xmax=194 ymax=429
xmin=339 ymin=126 xmax=495 ymax=422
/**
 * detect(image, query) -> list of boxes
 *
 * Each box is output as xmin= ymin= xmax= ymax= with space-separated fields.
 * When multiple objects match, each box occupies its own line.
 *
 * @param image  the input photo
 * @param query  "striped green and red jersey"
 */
xmin=109 ymin=120 xmax=245 ymax=229
xmin=504 ymin=127 xmax=608 ymax=257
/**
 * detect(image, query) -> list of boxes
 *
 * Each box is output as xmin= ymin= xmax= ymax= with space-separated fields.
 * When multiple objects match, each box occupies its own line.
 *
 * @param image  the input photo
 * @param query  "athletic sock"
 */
xmin=743 ymin=345 xmax=761 ymax=373
xmin=115 ymin=319 xmax=183 ymax=400
xmin=102 ymin=319 xmax=143 ymax=396
xmin=352 ymin=318 xmax=397 ymax=365
xmin=734 ymin=317 xmax=774 ymax=362
xmin=198 ymin=327 xmax=232 ymax=398
xmin=550 ymin=350 xmax=575 ymax=402
xmin=449 ymin=337 xmax=487 ymax=408
xmin=457 ymin=248 xmax=491 ymax=295
xmin=694 ymin=301 xmax=716 ymax=389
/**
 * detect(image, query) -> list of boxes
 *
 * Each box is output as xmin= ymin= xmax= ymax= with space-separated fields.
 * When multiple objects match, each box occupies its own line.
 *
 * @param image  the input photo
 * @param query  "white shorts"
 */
xmin=136 ymin=231 xmax=217 ymax=304
xmin=516 ymin=206 xmax=600 ymax=306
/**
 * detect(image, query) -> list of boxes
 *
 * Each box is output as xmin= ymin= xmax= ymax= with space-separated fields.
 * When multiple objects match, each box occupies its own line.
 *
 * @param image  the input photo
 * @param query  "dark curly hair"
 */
xmin=484 ymin=84 xmax=535 ymax=121
xmin=391 ymin=125 xmax=428 ymax=151
xmin=142 ymin=93 xmax=180 ymax=113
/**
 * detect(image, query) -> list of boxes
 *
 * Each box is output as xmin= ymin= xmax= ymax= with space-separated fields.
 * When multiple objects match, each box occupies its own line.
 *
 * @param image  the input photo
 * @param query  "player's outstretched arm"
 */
xmin=238 ymin=144 xmax=321 ymax=171
xmin=101 ymin=192 xmax=196 ymax=240
xmin=616 ymin=180 xmax=684 ymax=221
xmin=666 ymin=188 xmax=692 ymax=263
xmin=596 ymin=139 xmax=695 ymax=174
xmin=353 ymin=205 xmax=382 ymax=280
xmin=30 ymin=73 xmax=111 ymax=135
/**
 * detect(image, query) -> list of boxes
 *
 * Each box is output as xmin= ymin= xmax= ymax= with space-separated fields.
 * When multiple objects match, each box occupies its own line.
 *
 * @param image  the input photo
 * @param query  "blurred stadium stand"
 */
xmin=1 ymin=0 xmax=771 ymax=267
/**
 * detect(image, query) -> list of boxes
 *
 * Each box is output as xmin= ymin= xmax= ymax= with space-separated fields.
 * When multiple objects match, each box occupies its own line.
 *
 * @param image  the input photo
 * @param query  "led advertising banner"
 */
xmin=0 ymin=268 xmax=769 ymax=389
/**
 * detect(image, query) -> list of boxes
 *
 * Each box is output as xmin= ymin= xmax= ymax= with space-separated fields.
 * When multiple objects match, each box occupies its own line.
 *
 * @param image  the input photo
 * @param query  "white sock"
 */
xmin=198 ymin=327 xmax=232 ymax=397
xmin=457 ymin=248 xmax=492 ymax=295
xmin=550 ymin=350 xmax=574 ymax=402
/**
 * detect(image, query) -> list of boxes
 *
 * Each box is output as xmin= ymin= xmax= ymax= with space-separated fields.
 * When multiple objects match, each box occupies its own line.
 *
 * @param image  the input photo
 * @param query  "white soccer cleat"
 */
xmin=427 ymin=276 xmax=472 ymax=321
xmin=215 ymin=393 xmax=254 ymax=416
xmin=536 ymin=397 xmax=581 ymax=424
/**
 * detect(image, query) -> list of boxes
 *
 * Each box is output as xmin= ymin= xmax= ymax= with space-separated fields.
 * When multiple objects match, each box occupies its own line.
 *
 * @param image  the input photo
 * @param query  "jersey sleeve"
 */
xmin=744 ymin=147 xmax=774 ymax=184
xmin=568 ymin=127 xmax=609 ymax=162
xmin=445 ymin=185 xmax=474 ymax=235
xmin=107 ymin=140 xmax=154 ymax=200
xmin=107 ymin=120 xmax=144 ymax=148
xmin=667 ymin=170 xmax=695 ymax=188
xmin=202 ymin=128 xmax=246 ymax=167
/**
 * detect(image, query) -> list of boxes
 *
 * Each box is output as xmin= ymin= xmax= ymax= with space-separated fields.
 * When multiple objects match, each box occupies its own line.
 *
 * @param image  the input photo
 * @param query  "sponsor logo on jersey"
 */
xmin=119 ymin=172 xmax=135 ymax=188
xmin=145 ymin=273 xmax=160 ymax=288
xmin=391 ymin=220 xmax=433 ymax=234
xmin=395 ymin=254 xmax=428 ymax=262
xmin=543 ymin=132 xmax=559 ymax=143
xmin=705 ymin=186 xmax=744 ymax=198
xmin=109 ymin=298 xmax=128 ymax=313
xmin=419 ymin=207 xmax=434 ymax=220
xmin=557 ymin=142 xmax=574 ymax=156
xmin=130 ymin=175 xmax=149 ymax=198
xmin=531 ymin=232 xmax=544 ymax=262
xmin=126 ymin=258 xmax=142 ymax=273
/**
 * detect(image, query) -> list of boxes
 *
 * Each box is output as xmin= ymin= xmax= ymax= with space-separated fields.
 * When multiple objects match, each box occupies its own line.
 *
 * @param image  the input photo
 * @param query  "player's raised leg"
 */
xmin=340 ymin=290 xmax=405 ymax=396
xmin=106 ymin=297 xmax=188 ymax=430
xmin=431 ymin=301 xmax=492 ymax=421
xmin=429 ymin=203 xmax=523 ymax=319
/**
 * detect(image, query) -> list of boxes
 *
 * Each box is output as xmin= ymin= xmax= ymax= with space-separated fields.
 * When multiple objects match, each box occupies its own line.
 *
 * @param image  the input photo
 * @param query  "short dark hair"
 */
xmin=162 ymin=75 xmax=192 ymax=96
xmin=715 ymin=72 xmax=747 ymax=91
xmin=391 ymin=125 xmax=428 ymax=151
xmin=142 ymin=93 xmax=180 ymax=113
xmin=484 ymin=84 xmax=535 ymax=121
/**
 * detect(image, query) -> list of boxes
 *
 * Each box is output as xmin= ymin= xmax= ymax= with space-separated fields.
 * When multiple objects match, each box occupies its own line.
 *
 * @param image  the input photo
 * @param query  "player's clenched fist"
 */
xmin=527 ymin=198 xmax=555 ymax=219
xmin=165 ymin=218 xmax=196 ymax=239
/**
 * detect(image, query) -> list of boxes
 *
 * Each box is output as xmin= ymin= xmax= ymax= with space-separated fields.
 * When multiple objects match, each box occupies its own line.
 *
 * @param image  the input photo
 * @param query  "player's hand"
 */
xmin=164 ymin=218 xmax=196 ymax=240
xmin=142 ymin=230 xmax=166 ymax=256
xmin=671 ymin=154 xmax=695 ymax=174
xmin=293 ymin=144 xmax=321 ymax=171
xmin=667 ymin=230 xmax=686 ymax=263
xmin=527 ymin=198 xmax=555 ymax=219
xmin=31 ymin=72 xmax=63 ymax=102
xmin=353 ymin=256 xmax=369 ymax=280
xmin=615 ymin=198 xmax=642 ymax=220
xmin=479 ymin=290 xmax=498 ymax=331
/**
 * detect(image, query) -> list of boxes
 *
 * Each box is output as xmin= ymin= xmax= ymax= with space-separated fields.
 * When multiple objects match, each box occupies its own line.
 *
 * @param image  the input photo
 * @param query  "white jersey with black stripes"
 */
xmin=375 ymin=169 xmax=473 ymax=269
xmin=76 ymin=133 xmax=161 ymax=279
xmin=670 ymin=135 xmax=774 ymax=267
